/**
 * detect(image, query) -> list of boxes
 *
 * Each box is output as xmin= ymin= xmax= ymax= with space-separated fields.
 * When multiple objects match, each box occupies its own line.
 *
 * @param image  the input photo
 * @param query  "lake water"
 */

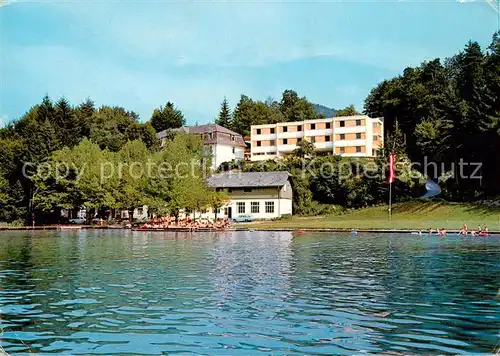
xmin=0 ymin=230 xmax=499 ymax=355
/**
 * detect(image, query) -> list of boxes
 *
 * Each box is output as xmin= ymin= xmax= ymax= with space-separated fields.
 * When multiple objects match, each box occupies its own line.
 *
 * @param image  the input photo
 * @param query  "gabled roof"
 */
xmin=207 ymin=171 xmax=290 ymax=188
xmin=157 ymin=124 xmax=245 ymax=147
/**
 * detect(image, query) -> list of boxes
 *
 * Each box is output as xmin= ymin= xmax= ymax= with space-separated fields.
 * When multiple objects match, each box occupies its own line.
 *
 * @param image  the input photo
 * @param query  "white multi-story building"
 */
xmin=250 ymin=115 xmax=384 ymax=161
xmin=157 ymin=124 xmax=246 ymax=170
xmin=207 ymin=171 xmax=293 ymax=220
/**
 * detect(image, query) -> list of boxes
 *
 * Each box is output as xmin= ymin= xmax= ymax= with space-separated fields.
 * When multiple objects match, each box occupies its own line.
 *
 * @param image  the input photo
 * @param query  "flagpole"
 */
xmin=388 ymin=152 xmax=395 ymax=221
xmin=389 ymin=179 xmax=392 ymax=221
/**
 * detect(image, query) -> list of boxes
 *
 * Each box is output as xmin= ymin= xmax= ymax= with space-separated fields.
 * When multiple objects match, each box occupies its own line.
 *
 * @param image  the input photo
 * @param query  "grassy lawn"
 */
xmin=245 ymin=201 xmax=500 ymax=231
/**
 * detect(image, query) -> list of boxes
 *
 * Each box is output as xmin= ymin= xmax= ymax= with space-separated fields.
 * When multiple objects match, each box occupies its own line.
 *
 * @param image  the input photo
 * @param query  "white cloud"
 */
xmin=0 ymin=0 xmax=17 ymax=7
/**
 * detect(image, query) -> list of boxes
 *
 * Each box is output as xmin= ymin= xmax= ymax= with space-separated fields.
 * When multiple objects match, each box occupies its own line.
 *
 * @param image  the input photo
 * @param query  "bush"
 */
xmin=297 ymin=202 xmax=343 ymax=216
xmin=0 ymin=219 xmax=24 ymax=227
xmin=272 ymin=214 xmax=292 ymax=221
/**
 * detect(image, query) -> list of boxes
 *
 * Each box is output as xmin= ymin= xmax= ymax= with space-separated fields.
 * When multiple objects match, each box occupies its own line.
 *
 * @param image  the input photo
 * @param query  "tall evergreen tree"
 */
xmin=215 ymin=97 xmax=232 ymax=128
xmin=150 ymin=102 xmax=185 ymax=133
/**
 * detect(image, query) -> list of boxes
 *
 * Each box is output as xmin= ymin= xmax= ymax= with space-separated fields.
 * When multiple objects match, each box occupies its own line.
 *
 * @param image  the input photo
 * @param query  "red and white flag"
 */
xmin=388 ymin=153 xmax=396 ymax=184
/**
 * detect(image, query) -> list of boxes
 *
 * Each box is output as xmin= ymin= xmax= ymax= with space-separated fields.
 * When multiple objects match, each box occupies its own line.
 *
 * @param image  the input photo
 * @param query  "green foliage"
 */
xmin=241 ymin=153 xmax=424 ymax=215
xmin=291 ymin=139 xmax=316 ymax=159
xmin=0 ymin=172 xmax=8 ymax=204
xmin=151 ymin=102 xmax=185 ymax=133
xmin=0 ymin=96 xmax=161 ymax=223
xmin=279 ymin=89 xmax=318 ymax=122
xmin=215 ymin=97 xmax=232 ymax=128
xmin=90 ymin=106 xmax=155 ymax=152
xmin=210 ymin=190 xmax=230 ymax=220
xmin=335 ymin=104 xmax=360 ymax=117
xmin=230 ymin=90 xmax=317 ymax=136
xmin=364 ymin=32 xmax=500 ymax=197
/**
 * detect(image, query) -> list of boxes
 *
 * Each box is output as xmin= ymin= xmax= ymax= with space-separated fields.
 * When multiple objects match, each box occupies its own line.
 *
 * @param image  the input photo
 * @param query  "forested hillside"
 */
xmin=364 ymin=32 xmax=500 ymax=199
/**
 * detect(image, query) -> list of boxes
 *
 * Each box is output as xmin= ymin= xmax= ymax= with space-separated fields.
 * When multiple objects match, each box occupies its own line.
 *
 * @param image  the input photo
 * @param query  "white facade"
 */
xmin=213 ymin=179 xmax=293 ymax=220
xmin=222 ymin=197 xmax=292 ymax=220
xmin=210 ymin=143 xmax=245 ymax=170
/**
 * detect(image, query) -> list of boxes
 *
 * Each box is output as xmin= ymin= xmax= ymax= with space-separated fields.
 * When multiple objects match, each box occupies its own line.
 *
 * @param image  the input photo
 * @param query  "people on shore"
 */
xmin=139 ymin=216 xmax=231 ymax=231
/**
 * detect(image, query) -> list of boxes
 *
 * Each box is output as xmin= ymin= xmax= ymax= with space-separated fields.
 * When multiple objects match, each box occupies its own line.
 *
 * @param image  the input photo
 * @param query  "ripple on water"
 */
xmin=0 ymin=230 xmax=499 ymax=354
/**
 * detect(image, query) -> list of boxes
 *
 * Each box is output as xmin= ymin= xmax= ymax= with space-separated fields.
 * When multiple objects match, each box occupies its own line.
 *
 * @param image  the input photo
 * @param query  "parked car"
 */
xmin=232 ymin=214 xmax=253 ymax=222
xmin=69 ymin=218 xmax=85 ymax=224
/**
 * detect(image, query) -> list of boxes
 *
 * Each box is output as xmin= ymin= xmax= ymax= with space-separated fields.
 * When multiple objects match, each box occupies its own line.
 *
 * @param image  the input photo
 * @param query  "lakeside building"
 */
xmin=207 ymin=171 xmax=293 ymax=220
xmin=250 ymin=115 xmax=384 ymax=161
xmin=157 ymin=124 xmax=246 ymax=170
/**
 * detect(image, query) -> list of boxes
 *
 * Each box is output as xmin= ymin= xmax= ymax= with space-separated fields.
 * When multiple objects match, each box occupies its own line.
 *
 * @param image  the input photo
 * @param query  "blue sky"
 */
xmin=1 ymin=0 xmax=498 ymax=127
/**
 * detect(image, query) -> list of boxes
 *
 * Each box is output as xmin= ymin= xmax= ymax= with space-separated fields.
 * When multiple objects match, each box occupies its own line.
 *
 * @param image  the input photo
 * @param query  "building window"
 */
xmin=340 ymin=121 xmax=345 ymax=127
xmin=310 ymin=136 xmax=316 ymax=143
xmin=283 ymin=126 xmax=288 ymax=133
xmin=340 ymin=147 xmax=345 ymax=154
xmin=256 ymin=129 xmax=261 ymax=135
xmin=356 ymin=133 xmax=361 ymax=140
xmin=325 ymin=135 xmax=331 ymax=142
xmin=251 ymin=202 xmax=259 ymax=214
xmin=137 ymin=207 xmax=143 ymax=215
xmin=257 ymin=141 xmax=261 ymax=147
xmin=356 ymin=146 xmax=362 ymax=153
xmin=340 ymin=134 xmax=345 ymax=140
xmin=310 ymin=123 xmax=316 ymax=130
xmin=373 ymin=122 xmax=378 ymax=129
xmin=326 ymin=122 xmax=331 ymax=129
xmin=265 ymin=201 xmax=275 ymax=214
xmin=237 ymin=202 xmax=245 ymax=214
xmin=372 ymin=149 xmax=377 ymax=156
xmin=283 ymin=138 xmax=288 ymax=145
xmin=232 ymin=147 xmax=235 ymax=154
xmin=373 ymin=135 xmax=378 ymax=141
xmin=297 ymin=125 xmax=302 ymax=131
xmin=356 ymin=119 xmax=362 ymax=126
xmin=270 ymin=140 xmax=276 ymax=146
xmin=243 ymin=188 xmax=252 ymax=193
xmin=297 ymin=138 xmax=302 ymax=144
xmin=231 ymin=135 xmax=235 ymax=141
xmin=271 ymin=128 xmax=275 ymax=134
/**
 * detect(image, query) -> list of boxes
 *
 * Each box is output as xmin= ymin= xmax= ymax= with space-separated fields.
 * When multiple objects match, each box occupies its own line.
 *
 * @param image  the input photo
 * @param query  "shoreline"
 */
xmin=1 ymin=225 xmax=499 ymax=235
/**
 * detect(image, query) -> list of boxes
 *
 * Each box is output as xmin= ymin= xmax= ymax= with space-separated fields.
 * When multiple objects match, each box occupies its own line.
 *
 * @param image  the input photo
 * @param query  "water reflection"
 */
xmin=0 ymin=230 xmax=498 ymax=354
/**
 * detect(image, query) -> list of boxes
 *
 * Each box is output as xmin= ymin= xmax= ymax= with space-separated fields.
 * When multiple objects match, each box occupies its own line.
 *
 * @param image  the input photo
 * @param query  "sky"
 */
xmin=0 ymin=0 xmax=499 ymax=127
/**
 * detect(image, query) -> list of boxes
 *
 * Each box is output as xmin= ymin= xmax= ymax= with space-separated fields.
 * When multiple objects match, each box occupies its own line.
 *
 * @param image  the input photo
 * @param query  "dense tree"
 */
xmin=0 ymin=96 xmax=159 ymax=224
xmin=364 ymin=31 xmax=500 ymax=198
xmin=335 ymin=104 xmax=360 ymax=117
xmin=90 ymin=106 xmax=157 ymax=152
xmin=150 ymin=102 xmax=185 ymax=132
xmin=279 ymin=89 xmax=318 ymax=122
xmin=230 ymin=90 xmax=315 ymax=136
xmin=215 ymin=97 xmax=232 ymax=128
xmin=291 ymin=139 xmax=316 ymax=159
xmin=115 ymin=140 xmax=150 ymax=222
